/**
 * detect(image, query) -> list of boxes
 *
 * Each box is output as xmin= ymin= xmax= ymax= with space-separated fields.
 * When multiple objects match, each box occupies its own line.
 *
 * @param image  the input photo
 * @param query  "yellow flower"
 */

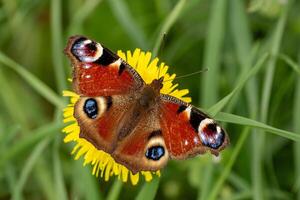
xmin=62 ymin=49 xmax=191 ymax=185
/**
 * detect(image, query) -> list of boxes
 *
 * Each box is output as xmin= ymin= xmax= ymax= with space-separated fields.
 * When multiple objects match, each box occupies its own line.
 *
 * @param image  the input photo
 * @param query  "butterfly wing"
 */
xmin=64 ymin=35 xmax=144 ymax=96
xmin=108 ymin=93 xmax=229 ymax=173
xmin=73 ymin=94 xmax=136 ymax=153
xmin=112 ymin=106 xmax=169 ymax=174
xmin=65 ymin=36 xmax=144 ymax=153
xmin=159 ymin=94 xmax=229 ymax=159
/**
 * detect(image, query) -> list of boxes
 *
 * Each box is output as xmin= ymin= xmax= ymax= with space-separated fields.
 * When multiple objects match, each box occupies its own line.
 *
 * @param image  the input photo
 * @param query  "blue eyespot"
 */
xmin=200 ymin=124 xmax=224 ymax=149
xmin=71 ymin=38 xmax=102 ymax=62
xmin=83 ymin=98 xmax=98 ymax=119
xmin=145 ymin=146 xmax=165 ymax=161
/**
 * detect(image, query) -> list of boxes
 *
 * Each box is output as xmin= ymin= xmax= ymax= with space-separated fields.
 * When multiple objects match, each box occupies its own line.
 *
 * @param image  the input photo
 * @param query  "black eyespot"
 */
xmin=145 ymin=146 xmax=165 ymax=161
xmin=83 ymin=98 xmax=98 ymax=119
xmin=86 ymin=42 xmax=97 ymax=51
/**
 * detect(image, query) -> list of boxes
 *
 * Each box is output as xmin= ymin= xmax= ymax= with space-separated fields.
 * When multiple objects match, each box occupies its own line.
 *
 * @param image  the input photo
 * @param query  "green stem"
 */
xmin=51 ymin=0 xmax=66 ymax=93
xmin=255 ymin=3 xmax=290 ymax=199
xmin=207 ymin=128 xmax=250 ymax=200
xmin=0 ymin=52 xmax=65 ymax=108
xmin=294 ymin=51 xmax=300 ymax=200
xmin=12 ymin=139 xmax=50 ymax=200
xmin=152 ymin=0 xmax=186 ymax=57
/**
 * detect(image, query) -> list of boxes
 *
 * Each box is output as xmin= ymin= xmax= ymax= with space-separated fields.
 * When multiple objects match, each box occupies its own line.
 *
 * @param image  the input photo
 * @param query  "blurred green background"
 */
xmin=1 ymin=0 xmax=300 ymax=199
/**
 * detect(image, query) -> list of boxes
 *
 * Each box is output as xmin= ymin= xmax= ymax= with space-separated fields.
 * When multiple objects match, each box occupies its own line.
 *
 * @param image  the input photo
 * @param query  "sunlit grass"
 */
xmin=0 ymin=0 xmax=300 ymax=199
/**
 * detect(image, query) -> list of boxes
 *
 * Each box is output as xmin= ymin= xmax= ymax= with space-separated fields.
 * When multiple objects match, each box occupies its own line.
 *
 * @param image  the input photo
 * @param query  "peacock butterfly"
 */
xmin=64 ymin=36 xmax=229 ymax=174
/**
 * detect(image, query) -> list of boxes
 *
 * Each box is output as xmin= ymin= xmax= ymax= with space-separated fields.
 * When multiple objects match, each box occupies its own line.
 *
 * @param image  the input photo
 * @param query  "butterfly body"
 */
xmin=65 ymin=36 xmax=229 ymax=174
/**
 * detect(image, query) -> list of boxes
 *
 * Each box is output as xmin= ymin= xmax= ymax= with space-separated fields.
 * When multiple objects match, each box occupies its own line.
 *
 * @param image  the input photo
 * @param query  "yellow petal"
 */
xmin=105 ymin=160 xmax=113 ymax=181
xmin=130 ymin=172 xmax=139 ymax=185
xmin=141 ymin=171 xmax=153 ymax=182
xmin=121 ymin=166 xmax=129 ymax=182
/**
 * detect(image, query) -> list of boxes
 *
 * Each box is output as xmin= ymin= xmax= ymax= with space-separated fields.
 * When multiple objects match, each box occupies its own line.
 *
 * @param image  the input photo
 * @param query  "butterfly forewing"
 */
xmin=64 ymin=35 xmax=144 ymax=96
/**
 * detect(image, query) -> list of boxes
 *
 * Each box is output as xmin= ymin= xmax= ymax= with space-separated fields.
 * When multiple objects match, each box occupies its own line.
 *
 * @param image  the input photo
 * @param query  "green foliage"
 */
xmin=0 ymin=0 xmax=300 ymax=199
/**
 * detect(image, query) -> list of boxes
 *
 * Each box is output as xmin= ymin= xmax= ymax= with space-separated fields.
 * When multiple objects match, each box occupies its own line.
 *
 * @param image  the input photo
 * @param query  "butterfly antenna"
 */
xmin=157 ymin=33 xmax=167 ymax=80
xmin=163 ymin=68 xmax=208 ymax=83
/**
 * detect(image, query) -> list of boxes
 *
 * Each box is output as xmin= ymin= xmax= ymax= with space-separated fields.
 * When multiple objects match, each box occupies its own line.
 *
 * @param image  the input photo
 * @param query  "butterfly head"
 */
xmin=149 ymin=77 xmax=164 ymax=93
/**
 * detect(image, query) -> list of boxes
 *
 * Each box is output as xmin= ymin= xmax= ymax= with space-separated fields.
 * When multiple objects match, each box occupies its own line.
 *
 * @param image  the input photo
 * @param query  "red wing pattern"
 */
xmin=159 ymin=95 xmax=229 ymax=159
xmin=64 ymin=36 xmax=144 ymax=97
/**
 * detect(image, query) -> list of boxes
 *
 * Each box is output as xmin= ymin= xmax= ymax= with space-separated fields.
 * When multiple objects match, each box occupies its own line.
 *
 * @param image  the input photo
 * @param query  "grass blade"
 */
xmin=35 ymin=159 xmax=55 ymax=200
xmin=52 ymin=137 xmax=68 ymax=200
xmin=12 ymin=139 xmax=50 ymax=200
xmin=201 ymin=0 xmax=227 ymax=108
xmin=216 ymin=112 xmax=300 ymax=141
xmin=198 ymin=1 xmax=227 ymax=199
xmin=136 ymin=178 xmax=160 ymax=200
xmin=0 ymin=70 xmax=29 ymax=130
xmin=108 ymin=0 xmax=148 ymax=49
xmin=106 ymin=180 xmax=123 ymax=200
xmin=0 ymin=122 xmax=63 ymax=168
xmin=294 ymin=52 xmax=300 ymax=199
xmin=0 ymin=52 xmax=65 ymax=108
xmin=68 ymin=0 xmax=103 ymax=34
xmin=207 ymin=128 xmax=250 ymax=200
xmin=51 ymin=0 xmax=66 ymax=92
xmin=152 ymin=0 xmax=186 ymax=57
xmin=208 ymin=53 xmax=268 ymax=116
xmin=279 ymin=53 xmax=300 ymax=75
xmin=255 ymin=2 xmax=290 ymax=198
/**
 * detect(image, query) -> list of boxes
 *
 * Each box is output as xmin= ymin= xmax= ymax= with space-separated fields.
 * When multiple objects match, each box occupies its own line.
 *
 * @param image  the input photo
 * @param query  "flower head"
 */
xmin=62 ymin=48 xmax=191 ymax=185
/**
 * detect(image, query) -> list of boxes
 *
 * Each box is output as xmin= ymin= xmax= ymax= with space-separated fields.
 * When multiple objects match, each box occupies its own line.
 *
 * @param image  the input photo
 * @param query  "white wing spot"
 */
xmin=111 ymin=58 xmax=122 ymax=69
xmin=185 ymin=106 xmax=192 ymax=118
xmin=184 ymin=140 xmax=189 ymax=146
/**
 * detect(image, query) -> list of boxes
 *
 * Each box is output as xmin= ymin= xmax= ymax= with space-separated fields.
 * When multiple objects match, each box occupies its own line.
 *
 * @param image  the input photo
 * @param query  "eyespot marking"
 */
xmin=143 ymin=136 xmax=169 ymax=168
xmin=71 ymin=38 xmax=103 ymax=62
xmin=83 ymin=98 xmax=98 ymax=119
xmin=198 ymin=118 xmax=225 ymax=149
xmin=145 ymin=146 xmax=165 ymax=161
xmin=82 ymin=97 xmax=111 ymax=119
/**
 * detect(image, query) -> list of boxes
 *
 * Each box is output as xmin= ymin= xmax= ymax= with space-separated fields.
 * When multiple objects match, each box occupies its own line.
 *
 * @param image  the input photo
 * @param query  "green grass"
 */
xmin=1 ymin=0 xmax=300 ymax=199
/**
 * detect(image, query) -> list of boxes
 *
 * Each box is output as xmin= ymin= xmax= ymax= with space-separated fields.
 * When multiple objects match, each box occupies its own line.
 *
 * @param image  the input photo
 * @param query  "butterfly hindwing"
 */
xmin=74 ymin=94 xmax=134 ymax=153
xmin=159 ymin=94 xmax=229 ymax=159
xmin=112 ymin=107 xmax=169 ymax=174
xmin=65 ymin=36 xmax=144 ymax=97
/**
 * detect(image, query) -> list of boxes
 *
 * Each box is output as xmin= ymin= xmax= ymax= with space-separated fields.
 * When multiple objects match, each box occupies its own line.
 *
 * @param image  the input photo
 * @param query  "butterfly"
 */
xmin=64 ymin=36 xmax=229 ymax=174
